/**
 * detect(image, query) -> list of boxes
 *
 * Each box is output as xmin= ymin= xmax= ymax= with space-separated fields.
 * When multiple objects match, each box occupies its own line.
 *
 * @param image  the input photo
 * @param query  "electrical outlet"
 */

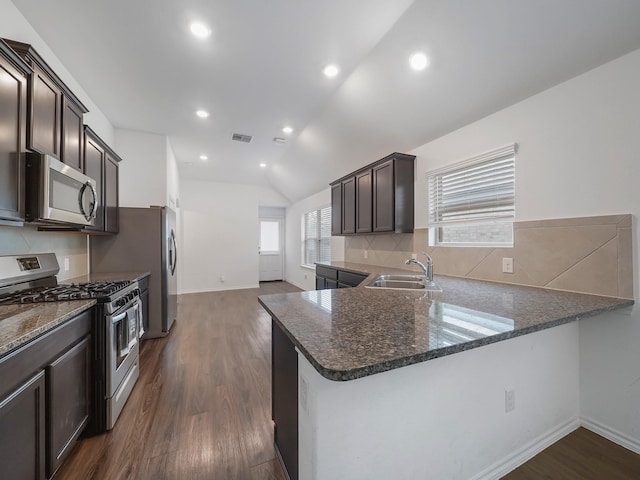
xmin=502 ymin=257 xmax=514 ymax=274
xmin=304 ymin=274 xmax=308 ymax=280
xmin=64 ymin=257 xmax=70 ymax=271
xmin=411 ymin=253 xmax=417 ymax=260
xmin=505 ymin=389 xmax=515 ymax=413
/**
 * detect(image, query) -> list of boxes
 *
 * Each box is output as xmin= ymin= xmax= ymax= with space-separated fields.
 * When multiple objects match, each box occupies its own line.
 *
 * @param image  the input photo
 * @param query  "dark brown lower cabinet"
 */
xmin=316 ymin=264 xmax=368 ymax=290
xmin=0 ymin=371 xmax=46 ymax=480
xmin=272 ymin=320 xmax=298 ymax=480
xmin=0 ymin=309 xmax=91 ymax=480
xmin=46 ymin=336 xmax=90 ymax=477
xmin=138 ymin=274 xmax=150 ymax=336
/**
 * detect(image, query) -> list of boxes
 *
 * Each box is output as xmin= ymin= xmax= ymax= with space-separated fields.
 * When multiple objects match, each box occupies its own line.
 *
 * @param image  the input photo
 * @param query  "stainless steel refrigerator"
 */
xmin=90 ymin=206 xmax=178 ymax=338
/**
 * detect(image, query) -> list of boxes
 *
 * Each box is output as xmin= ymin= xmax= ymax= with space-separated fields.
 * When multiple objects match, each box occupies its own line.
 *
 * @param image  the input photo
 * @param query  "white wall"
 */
xmin=179 ymin=179 xmax=289 ymax=293
xmin=284 ymin=188 xmax=345 ymax=291
xmin=166 ymin=138 xmax=180 ymax=210
xmin=300 ymin=323 xmax=580 ymax=480
xmin=410 ymin=47 xmax=640 ymax=450
xmin=115 ymin=129 xmax=168 ymax=208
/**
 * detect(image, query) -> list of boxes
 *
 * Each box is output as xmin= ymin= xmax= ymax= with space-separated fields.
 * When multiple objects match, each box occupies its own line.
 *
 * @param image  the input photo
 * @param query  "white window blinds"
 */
xmin=428 ymin=144 xmax=516 ymax=227
xmin=302 ymin=206 xmax=331 ymax=266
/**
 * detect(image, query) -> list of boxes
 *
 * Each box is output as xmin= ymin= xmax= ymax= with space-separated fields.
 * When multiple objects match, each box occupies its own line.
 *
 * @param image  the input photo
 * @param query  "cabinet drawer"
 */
xmin=315 ymin=265 xmax=338 ymax=280
xmin=337 ymin=270 xmax=368 ymax=287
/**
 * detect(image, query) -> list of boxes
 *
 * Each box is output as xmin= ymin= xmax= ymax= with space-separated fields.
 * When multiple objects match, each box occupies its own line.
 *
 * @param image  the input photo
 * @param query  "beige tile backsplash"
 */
xmin=0 ymin=225 xmax=88 ymax=281
xmin=344 ymin=214 xmax=634 ymax=299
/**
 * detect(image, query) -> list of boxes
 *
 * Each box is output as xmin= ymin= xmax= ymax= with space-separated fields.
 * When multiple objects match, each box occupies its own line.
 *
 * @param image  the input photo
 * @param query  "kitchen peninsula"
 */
xmin=259 ymin=267 xmax=633 ymax=480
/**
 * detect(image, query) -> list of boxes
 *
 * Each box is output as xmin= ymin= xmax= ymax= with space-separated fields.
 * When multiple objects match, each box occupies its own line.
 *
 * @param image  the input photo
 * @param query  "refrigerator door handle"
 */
xmin=169 ymin=229 xmax=177 ymax=276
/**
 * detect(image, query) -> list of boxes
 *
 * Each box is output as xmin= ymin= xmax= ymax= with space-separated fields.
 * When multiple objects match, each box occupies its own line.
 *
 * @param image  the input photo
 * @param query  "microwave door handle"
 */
xmin=79 ymin=181 xmax=98 ymax=221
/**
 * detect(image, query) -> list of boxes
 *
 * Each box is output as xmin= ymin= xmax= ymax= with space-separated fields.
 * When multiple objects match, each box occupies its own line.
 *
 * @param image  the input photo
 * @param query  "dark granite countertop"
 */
xmin=0 ymin=299 xmax=96 ymax=358
xmin=259 ymin=265 xmax=634 ymax=381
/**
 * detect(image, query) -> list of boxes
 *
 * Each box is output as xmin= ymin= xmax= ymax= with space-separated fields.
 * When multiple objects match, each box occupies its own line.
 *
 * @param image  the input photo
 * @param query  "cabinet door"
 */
xmin=84 ymin=132 xmax=105 ymax=232
xmin=356 ymin=170 xmax=372 ymax=233
xmin=341 ymin=177 xmax=356 ymax=234
xmin=0 ymin=371 xmax=46 ymax=480
xmin=315 ymin=275 xmax=326 ymax=290
xmin=46 ymin=336 xmax=90 ymax=478
xmin=104 ymin=152 xmax=119 ymax=233
xmin=373 ymin=160 xmax=394 ymax=232
xmin=326 ymin=278 xmax=338 ymax=289
xmin=272 ymin=321 xmax=298 ymax=480
xmin=29 ymin=65 xmax=61 ymax=158
xmin=0 ymin=50 xmax=27 ymax=222
xmin=61 ymin=96 xmax=84 ymax=170
xmin=330 ymin=183 xmax=342 ymax=235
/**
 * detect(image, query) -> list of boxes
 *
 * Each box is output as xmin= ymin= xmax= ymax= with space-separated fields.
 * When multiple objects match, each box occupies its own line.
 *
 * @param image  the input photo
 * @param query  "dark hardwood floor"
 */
xmin=502 ymin=427 xmax=640 ymax=480
xmin=56 ymin=281 xmax=300 ymax=480
xmin=56 ymin=281 xmax=640 ymax=479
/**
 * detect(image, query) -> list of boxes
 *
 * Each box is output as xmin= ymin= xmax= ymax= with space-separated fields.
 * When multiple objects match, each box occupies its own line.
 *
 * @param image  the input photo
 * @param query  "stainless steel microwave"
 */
xmin=25 ymin=153 xmax=98 ymax=226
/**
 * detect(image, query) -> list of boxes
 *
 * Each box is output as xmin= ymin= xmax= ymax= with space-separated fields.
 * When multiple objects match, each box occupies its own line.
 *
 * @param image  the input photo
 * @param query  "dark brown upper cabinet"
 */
xmin=104 ymin=150 xmax=120 ymax=234
xmin=62 ymin=96 xmax=85 ymax=171
xmin=83 ymin=126 xmax=121 ymax=234
xmin=341 ymin=177 xmax=356 ymax=234
xmin=3 ymin=39 xmax=88 ymax=171
xmin=356 ymin=170 xmax=372 ymax=233
xmin=331 ymin=183 xmax=342 ymax=235
xmin=0 ymin=40 xmax=30 ymax=224
xmin=330 ymin=153 xmax=415 ymax=236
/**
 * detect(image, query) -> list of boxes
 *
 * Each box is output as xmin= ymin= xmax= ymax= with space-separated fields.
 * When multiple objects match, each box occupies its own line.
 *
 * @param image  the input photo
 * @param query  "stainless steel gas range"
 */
xmin=0 ymin=253 xmax=142 ymax=433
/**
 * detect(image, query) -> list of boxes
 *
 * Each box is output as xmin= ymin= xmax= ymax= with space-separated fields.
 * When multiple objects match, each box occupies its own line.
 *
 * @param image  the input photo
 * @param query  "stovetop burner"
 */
xmin=0 ymin=280 xmax=132 ymax=305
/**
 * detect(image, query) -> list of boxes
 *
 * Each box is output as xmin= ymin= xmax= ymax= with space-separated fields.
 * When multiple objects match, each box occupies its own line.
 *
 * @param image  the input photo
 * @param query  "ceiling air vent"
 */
xmin=232 ymin=133 xmax=252 ymax=143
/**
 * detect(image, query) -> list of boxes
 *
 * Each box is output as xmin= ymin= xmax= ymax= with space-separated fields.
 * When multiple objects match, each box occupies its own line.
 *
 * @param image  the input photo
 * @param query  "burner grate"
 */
xmin=0 ymin=280 xmax=132 ymax=305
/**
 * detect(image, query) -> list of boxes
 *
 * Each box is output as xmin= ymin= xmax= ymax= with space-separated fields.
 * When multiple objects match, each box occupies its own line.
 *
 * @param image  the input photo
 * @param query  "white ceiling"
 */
xmin=11 ymin=0 xmax=640 ymax=203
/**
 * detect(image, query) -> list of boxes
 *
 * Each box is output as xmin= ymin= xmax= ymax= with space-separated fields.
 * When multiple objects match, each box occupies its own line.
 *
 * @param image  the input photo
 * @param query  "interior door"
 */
xmin=259 ymin=217 xmax=283 ymax=281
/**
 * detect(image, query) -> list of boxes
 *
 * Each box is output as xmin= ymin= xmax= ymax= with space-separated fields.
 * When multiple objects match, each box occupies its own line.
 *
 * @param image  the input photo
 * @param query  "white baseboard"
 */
xmin=179 ymin=283 xmax=259 ymax=294
xmin=581 ymin=417 xmax=640 ymax=455
xmin=469 ymin=417 xmax=581 ymax=480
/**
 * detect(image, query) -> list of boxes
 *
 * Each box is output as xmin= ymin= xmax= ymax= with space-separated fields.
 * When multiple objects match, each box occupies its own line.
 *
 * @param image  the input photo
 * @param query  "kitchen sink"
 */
xmin=365 ymin=274 xmax=442 ymax=292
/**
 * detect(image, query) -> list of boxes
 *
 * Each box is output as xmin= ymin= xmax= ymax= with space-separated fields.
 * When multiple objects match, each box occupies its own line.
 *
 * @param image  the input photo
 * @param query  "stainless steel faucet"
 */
xmin=405 ymin=252 xmax=434 ymax=284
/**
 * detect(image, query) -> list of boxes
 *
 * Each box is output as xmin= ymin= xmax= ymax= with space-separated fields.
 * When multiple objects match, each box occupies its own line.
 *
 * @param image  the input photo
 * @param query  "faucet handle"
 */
xmin=422 ymin=252 xmax=433 ymax=264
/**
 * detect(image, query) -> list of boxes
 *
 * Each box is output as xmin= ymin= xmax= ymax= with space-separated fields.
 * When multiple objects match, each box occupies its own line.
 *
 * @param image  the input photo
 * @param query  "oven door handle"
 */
xmin=111 ymin=311 xmax=127 ymax=325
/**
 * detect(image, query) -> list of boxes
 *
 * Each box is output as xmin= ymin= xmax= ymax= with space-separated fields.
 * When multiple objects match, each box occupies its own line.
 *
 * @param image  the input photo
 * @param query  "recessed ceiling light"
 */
xmin=323 ymin=64 xmax=340 ymax=78
xmin=282 ymin=126 xmax=293 ymax=134
xmin=199 ymin=154 xmax=208 ymax=161
xmin=196 ymin=109 xmax=209 ymax=119
xmin=259 ymin=163 xmax=267 ymax=168
xmin=190 ymin=22 xmax=211 ymax=39
xmin=409 ymin=52 xmax=429 ymax=71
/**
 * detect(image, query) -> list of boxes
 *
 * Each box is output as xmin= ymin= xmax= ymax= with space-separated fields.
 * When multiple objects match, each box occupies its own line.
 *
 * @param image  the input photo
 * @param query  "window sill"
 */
xmin=300 ymin=264 xmax=316 ymax=271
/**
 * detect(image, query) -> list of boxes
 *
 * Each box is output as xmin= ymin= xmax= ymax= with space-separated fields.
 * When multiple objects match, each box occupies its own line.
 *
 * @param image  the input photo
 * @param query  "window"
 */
xmin=427 ymin=144 xmax=516 ymax=246
xmin=302 ymin=206 xmax=331 ymax=267
xmin=260 ymin=220 xmax=280 ymax=254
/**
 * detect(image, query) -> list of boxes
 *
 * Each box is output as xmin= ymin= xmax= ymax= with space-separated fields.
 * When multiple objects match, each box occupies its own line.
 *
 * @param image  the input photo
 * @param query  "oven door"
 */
xmin=106 ymin=298 xmax=140 ymax=396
